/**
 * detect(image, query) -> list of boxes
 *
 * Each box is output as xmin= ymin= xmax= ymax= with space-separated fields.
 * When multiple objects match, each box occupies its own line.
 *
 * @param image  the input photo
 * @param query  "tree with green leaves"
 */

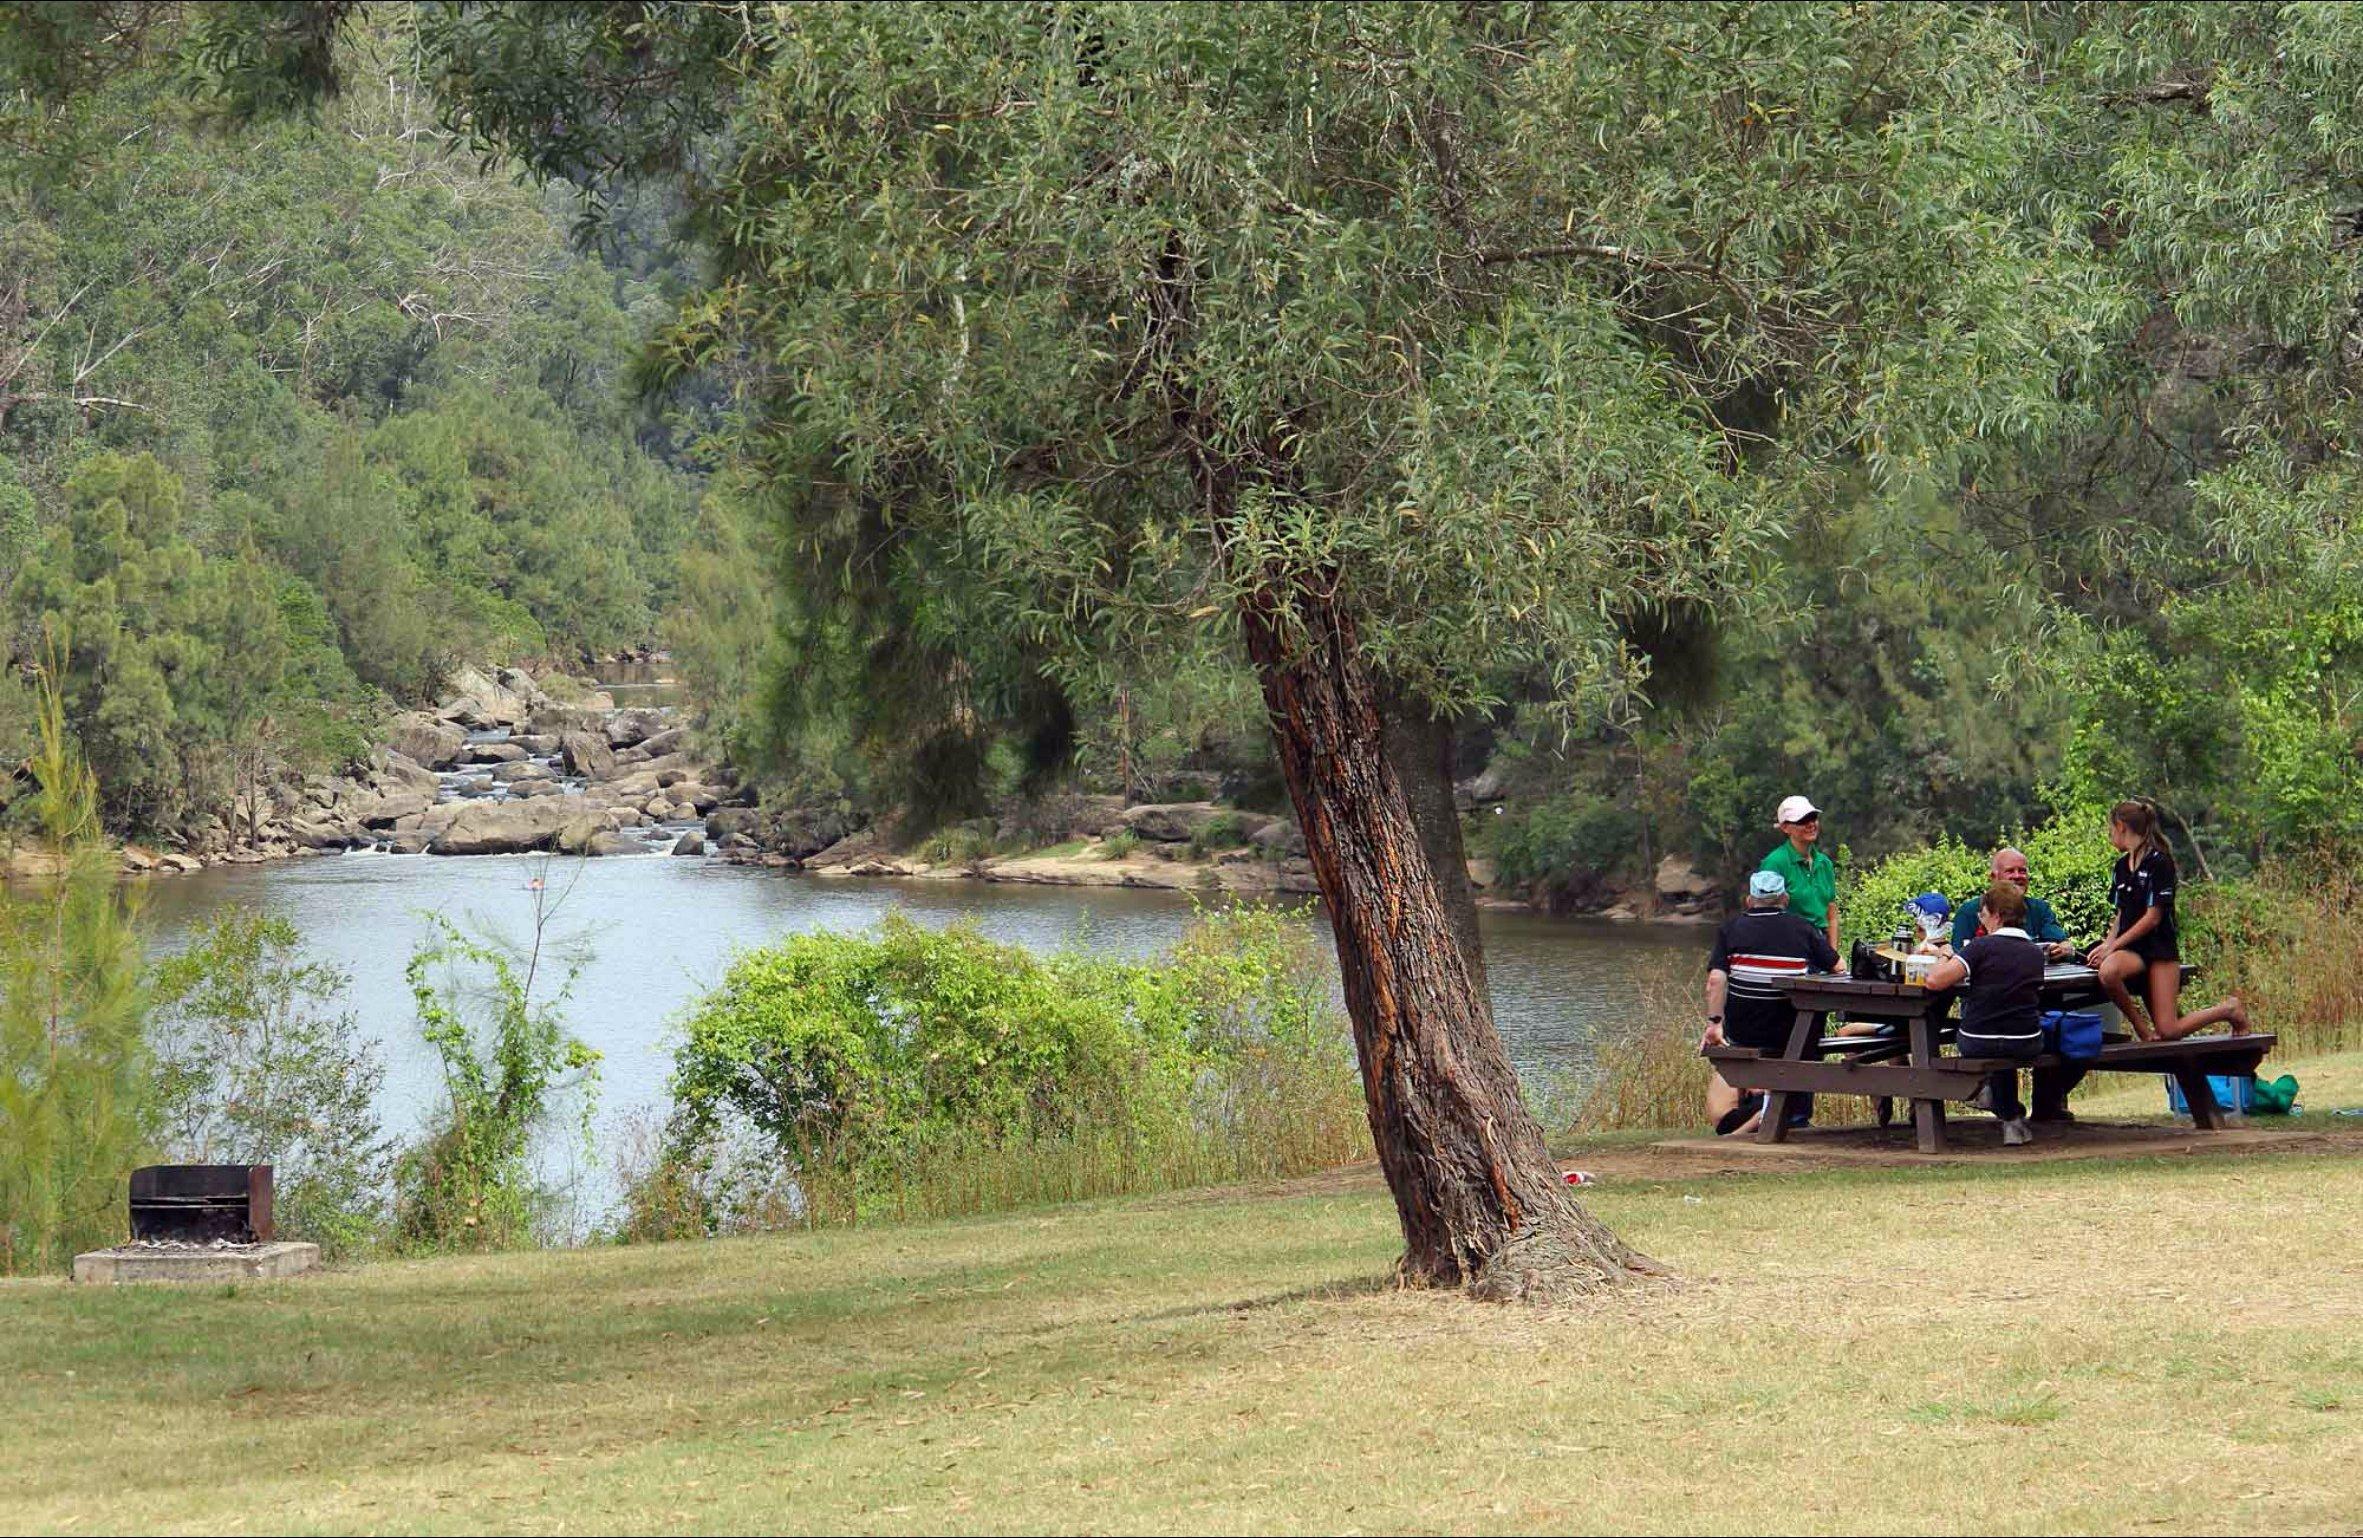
xmin=10 ymin=452 xmax=287 ymax=834
xmin=0 ymin=1 xmax=707 ymax=824
xmin=150 ymin=907 xmax=394 ymax=1258
xmin=0 ymin=653 xmax=152 ymax=1274
xmin=188 ymin=0 xmax=2119 ymax=1294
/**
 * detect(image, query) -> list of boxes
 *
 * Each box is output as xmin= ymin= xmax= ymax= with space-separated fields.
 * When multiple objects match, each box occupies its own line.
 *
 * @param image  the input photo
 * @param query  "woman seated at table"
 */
xmin=1922 ymin=882 xmax=2046 ymax=1146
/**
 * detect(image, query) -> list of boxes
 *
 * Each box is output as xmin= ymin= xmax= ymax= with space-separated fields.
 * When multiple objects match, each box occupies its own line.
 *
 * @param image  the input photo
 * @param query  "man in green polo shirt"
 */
xmin=1760 ymin=794 xmax=1839 ymax=952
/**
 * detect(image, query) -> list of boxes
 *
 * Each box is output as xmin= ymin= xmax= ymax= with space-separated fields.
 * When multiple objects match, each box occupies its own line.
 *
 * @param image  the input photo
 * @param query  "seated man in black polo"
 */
xmin=1703 ymin=869 xmax=1840 ymax=1135
xmin=1924 ymin=881 xmax=2046 ymax=1146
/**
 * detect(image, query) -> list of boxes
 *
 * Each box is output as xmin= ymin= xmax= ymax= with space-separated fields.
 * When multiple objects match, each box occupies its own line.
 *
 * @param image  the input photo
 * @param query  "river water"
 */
xmin=143 ymin=663 xmax=1708 ymax=1220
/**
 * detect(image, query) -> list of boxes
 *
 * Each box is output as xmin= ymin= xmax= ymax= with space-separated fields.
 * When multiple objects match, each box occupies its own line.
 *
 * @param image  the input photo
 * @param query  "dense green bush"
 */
xmin=636 ymin=907 xmax=1365 ymax=1234
xmin=1848 ymin=807 xmax=2119 ymax=945
xmin=1483 ymin=792 xmax=1644 ymax=897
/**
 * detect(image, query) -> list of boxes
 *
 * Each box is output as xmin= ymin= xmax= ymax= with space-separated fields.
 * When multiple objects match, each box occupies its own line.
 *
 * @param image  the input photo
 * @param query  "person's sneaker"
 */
xmin=2002 ymin=1118 xmax=2035 ymax=1147
xmin=1966 ymin=1083 xmax=1996 ymax=1113
xmin=2030 ymin=1106 xmax=2077 ymax=1125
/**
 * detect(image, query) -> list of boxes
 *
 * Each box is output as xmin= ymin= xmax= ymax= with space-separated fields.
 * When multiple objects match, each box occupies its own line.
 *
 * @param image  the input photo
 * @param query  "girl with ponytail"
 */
xmin=2087 ymin=799 xmax=2252 ymax=1041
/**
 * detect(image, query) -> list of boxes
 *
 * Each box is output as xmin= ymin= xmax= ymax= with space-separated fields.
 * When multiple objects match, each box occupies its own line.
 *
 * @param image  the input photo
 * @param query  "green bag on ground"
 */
xmin=2249 ymin=1074 xmax=2299 ymax=1116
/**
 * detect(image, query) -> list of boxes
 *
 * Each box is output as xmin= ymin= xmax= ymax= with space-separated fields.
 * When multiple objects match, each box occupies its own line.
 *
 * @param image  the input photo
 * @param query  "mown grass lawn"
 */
xmin=8 ymin=1131 xmax=2362 ymax=1532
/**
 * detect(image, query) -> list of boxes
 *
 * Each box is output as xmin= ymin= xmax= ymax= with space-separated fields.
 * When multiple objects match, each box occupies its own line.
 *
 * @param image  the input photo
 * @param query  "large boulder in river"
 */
xmin=554 ymin=813 xmax=641 ymax=856
xmin=495 ymin=666 xmax=547 ymax=706
xmin=772 ymin=807 xmax=864 ymax=861
xmin=526 ymin=704 xmax=604 ymax=736
xmin=604 ymin=708 xmax=669 ymax=749
xmin=387 ymin=712 xmax=466 ymax=770
xmin=555 ymin=813 xmax=603 ymax=856
xmin=463 ymin=740 xmax=528 ymax=765
xmin=437 ymin=666 xmax=531 ymax=729
xmin=285 ymin=812 xmax=365 ymax=851
xmin=351 ymin=786 xmax=435 ymax=828
xmin=559 ymin=731 xmax=616 ymax=780
xmin=426 ymin=798 xmax=580 ymax=855
xmin=705 ymin=806 xmax=762 ymax=842
xmin=491 ymin=760 xmax=554 ymax=784
xmin=621 ymin=725 xmax=685 ymax=762
xmin=378 ymin=751 xmax=442 ymax=795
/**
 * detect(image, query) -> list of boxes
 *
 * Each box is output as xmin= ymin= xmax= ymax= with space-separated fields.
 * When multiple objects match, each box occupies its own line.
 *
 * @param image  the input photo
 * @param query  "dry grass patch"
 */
xmin=6 ymin=1154 xmax=2363 ymax=1533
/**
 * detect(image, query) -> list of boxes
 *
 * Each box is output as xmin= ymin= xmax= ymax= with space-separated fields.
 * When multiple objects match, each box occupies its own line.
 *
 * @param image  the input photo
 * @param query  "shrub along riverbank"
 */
xmin=619 ymin=907 xmax=1368 ymax=1239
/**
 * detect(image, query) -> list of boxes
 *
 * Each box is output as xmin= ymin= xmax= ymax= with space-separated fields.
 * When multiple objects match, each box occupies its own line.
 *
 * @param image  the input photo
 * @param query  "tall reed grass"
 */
xmin=2186 ymin=864 xmax=2363 ymax=1055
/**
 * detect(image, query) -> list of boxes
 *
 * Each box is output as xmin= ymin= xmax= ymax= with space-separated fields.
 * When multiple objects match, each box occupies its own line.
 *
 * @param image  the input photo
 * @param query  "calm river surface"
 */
xmin=141 ymin=852 xmax=1705 ymax=1221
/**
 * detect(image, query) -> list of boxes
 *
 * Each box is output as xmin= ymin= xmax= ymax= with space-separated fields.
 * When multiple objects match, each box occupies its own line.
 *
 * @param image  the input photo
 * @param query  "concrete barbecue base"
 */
xmin=72 ymin=1241 xmax=319 ymax=1284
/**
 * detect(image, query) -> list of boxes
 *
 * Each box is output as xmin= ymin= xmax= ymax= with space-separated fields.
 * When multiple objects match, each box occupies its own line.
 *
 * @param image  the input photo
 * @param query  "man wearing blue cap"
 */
xmin=1702 ymin=868 xmax=1841 ymax=1135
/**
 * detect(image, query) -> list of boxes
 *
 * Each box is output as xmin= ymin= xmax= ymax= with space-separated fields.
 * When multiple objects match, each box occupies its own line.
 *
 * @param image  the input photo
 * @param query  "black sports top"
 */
xmin=2110 ymin=847 xmax=2179 ymax=957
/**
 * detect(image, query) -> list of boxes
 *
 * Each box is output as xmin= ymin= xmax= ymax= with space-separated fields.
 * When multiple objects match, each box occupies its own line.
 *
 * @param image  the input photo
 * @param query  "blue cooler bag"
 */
xmin=2166 ymin=1074 xmax=2257 ymax=1116
xmin=2041 ymin=1010 xmax=2105 ymax=1062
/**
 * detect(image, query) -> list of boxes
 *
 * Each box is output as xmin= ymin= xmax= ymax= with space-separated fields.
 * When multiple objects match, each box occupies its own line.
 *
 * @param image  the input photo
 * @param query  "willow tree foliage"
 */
xmin=262 ymin=0 xmax=2115 ymax=1295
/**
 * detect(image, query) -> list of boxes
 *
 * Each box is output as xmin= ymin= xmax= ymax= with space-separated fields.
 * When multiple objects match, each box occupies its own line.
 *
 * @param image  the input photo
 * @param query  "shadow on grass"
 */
xmin=1133 ymin=1271 xmax=1398 ymax=1324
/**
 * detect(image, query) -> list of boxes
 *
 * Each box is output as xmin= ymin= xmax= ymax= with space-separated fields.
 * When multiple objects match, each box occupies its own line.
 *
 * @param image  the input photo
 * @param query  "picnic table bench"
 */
xmin=1702 ymin=964 xmax=2276 ymax=1153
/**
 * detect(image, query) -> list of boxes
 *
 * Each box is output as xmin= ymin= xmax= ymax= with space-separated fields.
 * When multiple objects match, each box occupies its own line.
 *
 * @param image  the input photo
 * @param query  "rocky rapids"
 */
xmin=80 ymin=662 xmax=1727 ymax=918
xmin=99 ymin=666 xmax=745 ymax=873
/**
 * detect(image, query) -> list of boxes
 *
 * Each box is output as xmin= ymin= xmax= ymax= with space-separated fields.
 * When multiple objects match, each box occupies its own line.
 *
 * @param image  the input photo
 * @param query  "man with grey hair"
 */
xmin=1951 ymin=846 xmax=2075 ymax=960
xmin=1952 ymin=844 xmax=2085 ymax=1121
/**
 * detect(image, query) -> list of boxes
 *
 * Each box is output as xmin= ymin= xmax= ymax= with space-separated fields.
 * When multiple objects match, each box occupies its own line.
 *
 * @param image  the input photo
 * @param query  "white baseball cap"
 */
xmin=1775 ymin=794 xmax=1820 ymax=825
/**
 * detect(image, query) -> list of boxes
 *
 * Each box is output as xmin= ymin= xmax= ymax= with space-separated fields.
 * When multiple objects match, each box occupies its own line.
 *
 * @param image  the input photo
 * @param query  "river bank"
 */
xmin=20 ymin=653 xmax=1724 ymax=921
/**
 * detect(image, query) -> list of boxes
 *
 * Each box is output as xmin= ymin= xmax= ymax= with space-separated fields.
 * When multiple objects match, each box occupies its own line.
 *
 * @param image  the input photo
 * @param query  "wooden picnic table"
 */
xmin=1703 ymin=964 xmax=2276 ymax=1153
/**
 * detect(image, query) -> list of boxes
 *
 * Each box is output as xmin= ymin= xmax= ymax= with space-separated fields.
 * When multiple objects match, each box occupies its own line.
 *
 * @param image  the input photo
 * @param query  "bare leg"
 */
xmin=2149 ymin=960 xmax=2249 ymax=1040
xmin=1706 ymin=1069 xmax=1741 ymax=1125
xmin=2097 ymin=950 xmax=2155 ymax=1039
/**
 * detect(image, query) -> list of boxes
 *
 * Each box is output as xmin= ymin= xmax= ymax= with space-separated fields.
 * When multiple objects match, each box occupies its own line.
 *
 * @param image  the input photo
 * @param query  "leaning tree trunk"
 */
xmin=1378 ymin=681 xmax=1488 ymax=1003
xmin=1240 ymin=578 xmax=1659 ymax=1299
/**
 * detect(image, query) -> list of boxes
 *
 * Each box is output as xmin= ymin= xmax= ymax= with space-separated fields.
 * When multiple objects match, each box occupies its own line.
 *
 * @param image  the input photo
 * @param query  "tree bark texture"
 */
xmin=1240 ymin=578 xmax=1658 ymax=1299
xmin=1378 ymin=683 xmax=1489 ymax=1004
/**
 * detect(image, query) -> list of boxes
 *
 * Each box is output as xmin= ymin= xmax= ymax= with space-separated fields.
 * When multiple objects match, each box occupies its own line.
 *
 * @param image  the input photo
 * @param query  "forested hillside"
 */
xmin=0 ymin=8 xmax=697 ymax=837
xmin=2 ymin=2 xmax=2356 ymax=903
